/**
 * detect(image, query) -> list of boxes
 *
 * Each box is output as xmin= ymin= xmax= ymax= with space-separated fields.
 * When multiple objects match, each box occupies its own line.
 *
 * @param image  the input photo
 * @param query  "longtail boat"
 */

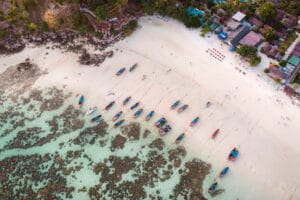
xmin=78 ymin=95 xmax=84 ymax=107
xmin=211 ymin=129 xmax=220 ymax=139
xmin=116 ymin=67 xmax=126 ymax=76
xmin=208 ymin=182 xmax=218 ymax=193
xmin=122 ymin=96 xmax=131 ymax=105
xmin=170 ymin=100 xmax=180 ymax=110
xmin=190 ymin=117 xmax=199 ymax=127
xmin=145 ymin=110 xmax=154 ymax=121
xmin=112 ymin=111 xmax=122 ymax=121
xmin=159 ymin=123 xmax=172 ymax=136
xmin=175 ymin=133 xmax=185 ymax=144
xmin=177 ymin=104 xmax=188 ymax=113
xmin=155 ymin=117 xmax=166 ymax=128
xmin=129 ymin=63 xmax=138 ymax=72
xmin=228 ymin=148 xmax=239 ymax=161
xmin=104 ymin=101 xmax=115 ymax=111
xmin=130 ymin=102 xmax=140 ymax=110
xmin=91 ymin=114 xmax=102 ymax=122
xmin=219 ymin=167 xmax=229 ymax=178
xmin=113 ymin=119 xmax=125 ymax=128
xmin=133 ymin=108 xmax=143 ymax=118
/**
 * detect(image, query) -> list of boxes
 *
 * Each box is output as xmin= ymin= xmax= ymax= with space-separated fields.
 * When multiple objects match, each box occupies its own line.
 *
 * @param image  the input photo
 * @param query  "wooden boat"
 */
xmin=170 ymin=100 xmax=180 ymax=110
xmin=130 ymin=102 xmax=140 ymax=110
xmin=129 ymin=63 xmax=138 ymax=72
xmin=122 ymin=96 xmax=131 ymax=105
xmin=91 ymin=114 xmax=101 ymax=122
xmin=133 ymin=108 xmax=143 ymax=118
xmin=219 ymin=167 xmax=229 ymax=178
xmin=113 ymin=119 xmax=125 ymax=128
xmin=155 ymin=117 xmax=166 ymax=128
xmin=104 ymin=101 xmax=115 ymax=111
xmin=145 ymin=110 xmax=154 ymax=121
xmin=208 ymin=182 xmax=218 ymax=193
xmin=211 ymin=129 xmax=220 ymax=139
xmin=175 ymin=133 xmax=185 ymax=144
xmin=78 ymin=95 xmax=84 ymax=107
xmin=116 ymin=67 xmax=126 ymax=76
xmin=177 ymin=104 xmax=188 ymax=113
xmin=112 ymin=111 xmax=122 ymax=121
xmin=190 ymin=117 xmax=199 ymax=127
xmin=228 ymin=148 xmax=239 ymax=161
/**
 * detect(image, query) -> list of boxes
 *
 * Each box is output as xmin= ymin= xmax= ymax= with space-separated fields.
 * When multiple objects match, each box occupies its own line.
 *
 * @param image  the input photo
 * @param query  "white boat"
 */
xmin=86 ymin=107 xmax=97 ymax=115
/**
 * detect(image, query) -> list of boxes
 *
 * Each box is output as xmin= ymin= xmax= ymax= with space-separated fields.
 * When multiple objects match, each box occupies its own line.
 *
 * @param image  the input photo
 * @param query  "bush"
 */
xmin=122 ymin=20 xmax=138 ymax=37
xmin=28 ymin=22 xmax=37 ymax=31
xmin=237 ymin=45 xmax=261 ymax=66
xmin=274 ymin=77 xmax=281 ymax=83
xmin=264 ymin=68 xmax=270 ymax=73
xmin=279 ymin=60 xmax=287 ymax=67
xmin=40 ymin=21 xmax=49 ymax=32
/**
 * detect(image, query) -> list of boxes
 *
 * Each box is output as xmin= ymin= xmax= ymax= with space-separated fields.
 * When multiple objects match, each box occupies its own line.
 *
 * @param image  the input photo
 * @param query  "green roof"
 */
xmin=288 ymin=55 xmax=300 ymax=67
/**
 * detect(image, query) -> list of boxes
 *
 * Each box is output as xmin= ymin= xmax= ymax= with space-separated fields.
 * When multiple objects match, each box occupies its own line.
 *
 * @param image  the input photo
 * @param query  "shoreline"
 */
xmin=1 ymin=15 xmax=300 ymax=199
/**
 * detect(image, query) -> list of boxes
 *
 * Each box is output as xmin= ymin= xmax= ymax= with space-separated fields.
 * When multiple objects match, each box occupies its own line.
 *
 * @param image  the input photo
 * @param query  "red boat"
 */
xmin=211 ymin=129 xmax=220 ymax=139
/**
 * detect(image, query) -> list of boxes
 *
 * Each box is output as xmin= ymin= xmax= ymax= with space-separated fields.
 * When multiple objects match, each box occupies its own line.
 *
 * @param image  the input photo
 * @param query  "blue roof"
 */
xmin=215 ymin=25 xmax=223 ymax=33
xmin=210 ymin=23 xmax=217 ymax=30
xmin=187 ymin=7 xmax=205 ymax=17
xmin=218 ymin=31 xmax=228 ymax=40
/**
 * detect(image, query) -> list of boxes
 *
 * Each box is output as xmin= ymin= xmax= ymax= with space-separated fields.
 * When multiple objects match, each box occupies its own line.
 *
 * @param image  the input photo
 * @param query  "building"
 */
xmin=288 ymin=55 xmax=300 ymax=67
xmin=239 ymin=31 xmax=263 ymax=46
xmin=260 ymin=42 xmax=271 ymax=53
xmin=248 ymin=17 xmax=262 ymax=28
xmin=291 ymin=41 xmax=300 ymax=57
xmin=227 ymin=25 xmax=251 ymax=47
xmin=232 ymin=11 xmax=246 ymax=22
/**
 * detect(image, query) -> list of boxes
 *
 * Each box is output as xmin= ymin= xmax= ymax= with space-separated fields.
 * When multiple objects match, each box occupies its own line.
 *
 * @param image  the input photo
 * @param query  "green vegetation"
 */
xmin=279 ymin=0 xmax=300 ymax=16
xmin=23 ymin=0 xmax=38 ymax=9
xmin=278 ymin=31 xmax=297 ymax=55
xmin=40 ymin=21 xmax=49 ymax=32
xmin=122 ymin=21 xmax=137 ymax=37
xmin=236 ymin=45 xmax=261 ymax=66
xmin=275 ymin=77 xmax=282 ymax=83
xmin=263 ymin=27 xmax=279 ymax=42
xmin=279 ymin=59 xmax=287 ymax=67
xmin=0 ymin=30 xmax=8 ymax=39
xmin=257 ymin=1 xmax=277 ymax=23
xmin=293 ymin=73 xmax=300 ymax=84
xmin=264 ymin=68 xmax=270 ymax=73
xmin=201 ymin=24 xmax=210 ymax=37
xmin=28 ymin=22 xmax=37 ymax=31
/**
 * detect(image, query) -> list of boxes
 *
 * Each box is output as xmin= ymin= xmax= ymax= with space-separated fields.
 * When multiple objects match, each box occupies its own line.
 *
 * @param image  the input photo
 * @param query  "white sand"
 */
xmin=1 ymin=16 xmax=300 ymax=200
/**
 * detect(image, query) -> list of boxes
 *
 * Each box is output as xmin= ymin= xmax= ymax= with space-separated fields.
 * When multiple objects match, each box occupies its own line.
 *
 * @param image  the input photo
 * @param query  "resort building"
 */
xmin=239 ymin=31 xmax=263 ymax=47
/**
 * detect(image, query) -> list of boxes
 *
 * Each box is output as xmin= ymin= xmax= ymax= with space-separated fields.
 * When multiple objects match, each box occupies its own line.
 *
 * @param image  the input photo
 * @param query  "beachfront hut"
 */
xmin=218 ymin=31 xmax=228 ymax=40
xmin=226 ymin=19 xmax=240 ymax=31
xmin=215 ymin=25 xmax=223 ymax=34
xmin=187 ymin=7 xmax=205 ymax=17
xmin=239 ymin=31 xmax=263 ymax=47
xmin=210 ymin=23 xmax=217 ymax=31
xmin=228 ymin=25 xmax=251 ymax=47
xmin=232 ymin=11 xmax=246 ymax=22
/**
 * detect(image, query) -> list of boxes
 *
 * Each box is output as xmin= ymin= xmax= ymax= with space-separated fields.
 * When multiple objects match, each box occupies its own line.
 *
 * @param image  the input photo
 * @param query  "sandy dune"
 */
xmin=1 ymin=16 xmax=300 ymax=200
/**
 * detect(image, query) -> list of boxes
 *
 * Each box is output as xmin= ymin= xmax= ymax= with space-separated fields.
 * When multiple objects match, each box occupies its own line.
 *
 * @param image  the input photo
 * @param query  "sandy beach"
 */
xmin=1 ymin=16 xmax=300 ymax=199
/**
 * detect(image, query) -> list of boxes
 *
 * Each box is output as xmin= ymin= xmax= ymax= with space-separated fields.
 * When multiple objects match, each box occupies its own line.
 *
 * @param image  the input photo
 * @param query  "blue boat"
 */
xmin=122 ymin=96 xmax=131 ymax=105
xmin=78 ymin=95 xmax=84 ymax=107
xmin=129 ymin=63 xmax=138 ymax=72
xmin=130 ymin=102 xmax=140 ymax=110
xmin=228 ymin=148 xmax=239 ymax=161
xmin=219 ymin=167 xmax=229 ymax=178
xmin=171 ymin=100 xmax=180 ymax=110
xmin=91 ymin=114 xmax=102 ymax=122
xmin=104 ymin=101 xmax=115 ymax=111
xmin=175 ymin=133 xmax=185 ymax=144
xmin=133 ymin=108 xmax=143 ymax=118
xmin=145 ymin=110 xmax=154 ymax=121
xmin=155 ymin=117 xmax=167 ymax=128
xmin=112 ymin=111 xmax=122 ymax=121
xmin=190 ymin=117 xmax=199 ymax=127
xmin=177 ymin=104 xmax=188 ymax=113
xmin=208 ymin=182 xmax=218 ymax=193
xmin=116 ymin=67 xmax=126 ymax=76
xmin=113 ymin=119 xmax=125 ymax=128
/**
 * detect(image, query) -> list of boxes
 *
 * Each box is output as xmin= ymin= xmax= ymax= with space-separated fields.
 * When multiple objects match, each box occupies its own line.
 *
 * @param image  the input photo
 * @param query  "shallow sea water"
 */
xmin=0 ymin=87 xmax=211 ymax=200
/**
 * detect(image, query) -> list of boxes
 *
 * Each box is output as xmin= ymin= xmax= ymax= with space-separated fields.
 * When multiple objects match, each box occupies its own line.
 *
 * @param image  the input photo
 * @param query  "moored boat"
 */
xmin=86 ymin=107 xmax=97 ymax=115
xmin=133 ymin=108 xmax=143 ymax=118
xmin=122 ymin=96 xmax=131 ymax=105
xmin=112 ymin=111 xmax=122 ymax=121
xmin=145 ymin=110 xmax=154 ymax=121
xmin=175 ymin=133 xmax=185 ymax=144
xmin=91 ymin=114 xmax=102 ymax=122
xmin=208 ymin=182 xmax=218 ymax=193
xmin=129 ymin=63 xmax=138 ymax=72
xmin=159 ymin=123 xmax=172 ymax=136
xmin=177 ymin=104 xmax=188 ymax=113
xmin=104 ymin=101 xmax=115 ymax=111
xmin=228 ymin=148 xmax=239 ymax=161
xmin=130 ymin=102 xmax=140 ymax=110
xmin=211 ymin=129 xmax=220 ymax=139
xmin=78 ymin=95 xmax=84 ymax=107
xmin=190 ymin=117 xmax=199 ymax=127
xmin=116 ymin=67 xmax=126 ymax=76
xmin=113 ymin=119 xmax=125 ymax=128
xmin=219 ymin=167 xmax=229 ymax=178
xmin=170 ymin=100 xmax=180 ymax=110
xmin=155 ymin=117 xmax=167 ymax=128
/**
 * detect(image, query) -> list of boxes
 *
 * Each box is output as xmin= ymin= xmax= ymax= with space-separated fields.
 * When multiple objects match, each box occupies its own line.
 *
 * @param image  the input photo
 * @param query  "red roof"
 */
xmin=249 ymin=17 xmax=262 ymax=28
xmin=239 ymin=31 xmax=263 ymax=46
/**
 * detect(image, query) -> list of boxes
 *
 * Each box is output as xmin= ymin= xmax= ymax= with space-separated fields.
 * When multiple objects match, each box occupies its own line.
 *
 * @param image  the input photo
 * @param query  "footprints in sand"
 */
xmin=206 ymin=48 xmax=225 ymax=62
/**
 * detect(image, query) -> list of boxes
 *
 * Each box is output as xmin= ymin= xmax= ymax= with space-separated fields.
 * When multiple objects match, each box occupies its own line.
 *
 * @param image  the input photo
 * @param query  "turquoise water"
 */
xmin=0 ymin=87 xmax=211 ymax=199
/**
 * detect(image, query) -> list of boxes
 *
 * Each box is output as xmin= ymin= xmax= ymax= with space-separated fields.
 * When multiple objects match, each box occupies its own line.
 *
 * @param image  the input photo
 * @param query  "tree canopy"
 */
xmin=257 ymin=2 xmax=277 ymax=22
